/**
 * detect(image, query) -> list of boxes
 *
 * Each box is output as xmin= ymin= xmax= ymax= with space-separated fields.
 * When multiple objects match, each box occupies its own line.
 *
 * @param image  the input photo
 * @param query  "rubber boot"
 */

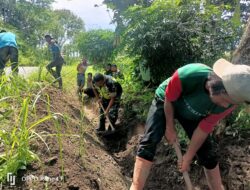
xmin=96 ymin=119 xmax=105 ymax=132
xmin=130 ymin=156 xmax=153 ymax=190
xmin=58 ymin=78 xmax=63 ymax=90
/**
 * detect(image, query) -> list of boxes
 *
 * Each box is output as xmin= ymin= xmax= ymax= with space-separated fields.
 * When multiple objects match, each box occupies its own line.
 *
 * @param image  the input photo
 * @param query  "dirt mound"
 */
xmin=8 ymin=87 xmax=129 ymax=190
xmin=114 ymin=128 xmax=250 ymax=190
xmin=7 ymin=87 xmax=250 ymax=190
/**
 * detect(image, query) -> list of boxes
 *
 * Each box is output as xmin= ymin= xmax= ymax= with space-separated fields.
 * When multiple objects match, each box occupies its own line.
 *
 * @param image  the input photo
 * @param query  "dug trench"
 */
xmin=9 ymin=87 xmax=250 ymax=190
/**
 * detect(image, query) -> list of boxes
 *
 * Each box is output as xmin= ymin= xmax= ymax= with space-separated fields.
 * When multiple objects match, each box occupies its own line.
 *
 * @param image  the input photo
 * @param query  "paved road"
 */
xmin=5 ymin=67 xmax=38 ymax=78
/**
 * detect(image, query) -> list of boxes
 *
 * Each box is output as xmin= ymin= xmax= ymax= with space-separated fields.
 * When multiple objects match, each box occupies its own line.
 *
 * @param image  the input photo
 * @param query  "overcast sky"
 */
xmin=52 ymin=0 xmax=115 ymax=31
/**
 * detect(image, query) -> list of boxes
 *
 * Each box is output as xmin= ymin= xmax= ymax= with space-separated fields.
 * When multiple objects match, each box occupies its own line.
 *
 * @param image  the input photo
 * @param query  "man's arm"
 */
xmin=164 ymin=99 xmax=177 ymax=144
xmin=91 ymin=83 xmax=100 ymax=101
xmin=180 ymin=127 xmax=208 ymax=172
xmin=164 ymin=70 xmax=182 ymax=144
xmin=106 ymin=97 xmax=115 ymax=113
xmin=180 ymin=106 xmax=236 ymax=172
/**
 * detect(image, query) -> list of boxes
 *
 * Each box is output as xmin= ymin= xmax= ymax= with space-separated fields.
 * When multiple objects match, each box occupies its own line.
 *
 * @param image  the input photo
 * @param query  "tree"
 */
xmin=103 ymin=0 xmax=152 ymax=46
xmin=76 ymin=30 xmax=115 ymax=64
xmin=120 ymin=0 xmax=240 ymax=83
xmin=0 ymin=0 xmax=85 ymax=65
xmin=232 ymin=17 xmax=250 ymax=65
xmin=48 ymin=9 xmax=85 ymax=46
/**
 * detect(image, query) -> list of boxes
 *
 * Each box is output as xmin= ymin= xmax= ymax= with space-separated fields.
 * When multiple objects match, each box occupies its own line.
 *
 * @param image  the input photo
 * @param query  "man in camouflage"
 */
xmin=92 ymin=73 xmax=123 ymax=132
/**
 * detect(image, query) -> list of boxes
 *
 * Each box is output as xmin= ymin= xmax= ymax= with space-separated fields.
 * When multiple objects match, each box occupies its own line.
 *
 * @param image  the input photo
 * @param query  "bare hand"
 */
xmin=165 ymin=127 xmax=177 ymax=144
xmin=97 ymin=98 xmax=102 ymax=104
xmin=178 ymin=154 xmax=192 ymax=172
xmin=104 ymin=110 xmax=109 ymax=116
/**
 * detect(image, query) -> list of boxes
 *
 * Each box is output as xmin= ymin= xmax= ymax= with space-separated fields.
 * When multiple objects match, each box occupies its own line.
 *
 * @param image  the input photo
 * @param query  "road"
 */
xmin=5 ymin=67 xmax=38 ymax=78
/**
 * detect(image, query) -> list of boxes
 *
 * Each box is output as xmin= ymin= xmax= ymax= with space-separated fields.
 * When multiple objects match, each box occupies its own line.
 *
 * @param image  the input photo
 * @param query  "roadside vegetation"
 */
xmin=0 ymin=0 xmax=250 ymax=188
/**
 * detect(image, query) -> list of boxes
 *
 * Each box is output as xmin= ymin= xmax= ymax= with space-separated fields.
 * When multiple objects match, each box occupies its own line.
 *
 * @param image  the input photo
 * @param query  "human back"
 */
xmin=0 ymin=31 xmax=17 ymax=49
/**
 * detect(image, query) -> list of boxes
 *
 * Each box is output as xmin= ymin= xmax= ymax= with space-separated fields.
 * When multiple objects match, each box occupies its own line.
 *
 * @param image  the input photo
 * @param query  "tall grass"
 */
xmin=28 ymin=63 xmax=90 ymax=174
xmin=0 ymin=74 xmax=53 ymax=181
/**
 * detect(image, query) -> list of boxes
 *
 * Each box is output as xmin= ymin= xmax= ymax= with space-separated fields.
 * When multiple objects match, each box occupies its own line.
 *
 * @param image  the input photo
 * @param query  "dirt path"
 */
xmin=5 ymin=87 xmax=249 ymax=190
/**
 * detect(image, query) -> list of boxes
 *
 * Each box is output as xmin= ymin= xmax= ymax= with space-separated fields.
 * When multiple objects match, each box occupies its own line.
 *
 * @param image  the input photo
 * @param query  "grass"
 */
xmin=0 ymin=64 xmax=88 ymax=184
xmin=0 ymin=60 xmax=249 ymax=187
xmin=0 ymin=74 xmax=52 ymax=182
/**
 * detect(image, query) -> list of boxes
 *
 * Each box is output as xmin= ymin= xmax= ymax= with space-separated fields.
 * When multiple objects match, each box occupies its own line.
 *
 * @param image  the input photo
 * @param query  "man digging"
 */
xmin=92 ymin=73 xmax=123 ymax=133
xmin=130 ymin=58 xmax=250 ymax=190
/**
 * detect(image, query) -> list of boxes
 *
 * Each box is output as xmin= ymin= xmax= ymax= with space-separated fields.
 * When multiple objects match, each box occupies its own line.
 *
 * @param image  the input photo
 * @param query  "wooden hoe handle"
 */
xmin=99 ymin=103 xmax=115 ymax=131
xmin=173 ymin=142 xmax=193 ymax=190
xmin=91 ymin=84 xmax=115 ymax=131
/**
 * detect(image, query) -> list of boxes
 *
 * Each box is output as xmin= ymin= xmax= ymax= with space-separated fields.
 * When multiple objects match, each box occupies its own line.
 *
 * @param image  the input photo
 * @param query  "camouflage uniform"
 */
xmin=94 ymin=75 xmax=122 ymax=130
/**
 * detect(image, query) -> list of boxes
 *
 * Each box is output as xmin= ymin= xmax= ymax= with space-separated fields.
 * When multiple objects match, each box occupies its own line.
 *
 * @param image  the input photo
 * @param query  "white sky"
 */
xmin=52 ymin=0 xmax=115 ymax=31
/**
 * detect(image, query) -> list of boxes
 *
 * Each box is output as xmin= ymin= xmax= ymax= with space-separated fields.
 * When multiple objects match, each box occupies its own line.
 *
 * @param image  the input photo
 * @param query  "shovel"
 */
xmin=173 ymin=141 xmax=193 ymax=190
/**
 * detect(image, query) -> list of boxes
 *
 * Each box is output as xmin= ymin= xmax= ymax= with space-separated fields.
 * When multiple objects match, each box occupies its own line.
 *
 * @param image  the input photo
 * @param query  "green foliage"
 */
xmin=104 ymin=0 xmax=148 ymax=12
xmin=112 ymin=54 xmax=154 ymax=121
xmin=121 ymin=0 xmax=241 ymax=83
xmin=0 ymin=0 xmax=85 ymax=66
xmin=229 ymin=105 xmax=250 ymax=129
xmin=48 ymin=9 xmax=85 ymax=46
xmin=76 ymin=30 xmax=115 ymax=64
xmin=0 ymin=75 xmax=53 ymax=182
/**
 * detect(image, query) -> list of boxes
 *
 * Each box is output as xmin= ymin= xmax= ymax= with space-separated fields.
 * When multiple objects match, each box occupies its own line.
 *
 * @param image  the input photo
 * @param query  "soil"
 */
xmin=4 ymin=87 xmax=250 ymax=190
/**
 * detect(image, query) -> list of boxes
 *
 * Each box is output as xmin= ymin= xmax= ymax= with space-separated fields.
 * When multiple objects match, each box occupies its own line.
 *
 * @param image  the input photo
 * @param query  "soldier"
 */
xmin=104 ymin=63 xmax=112 ymax=76
xmin=93 ymin=73 xmax=123 ymax=132
xmin=111 ymin=64 xmax=124 ymax=79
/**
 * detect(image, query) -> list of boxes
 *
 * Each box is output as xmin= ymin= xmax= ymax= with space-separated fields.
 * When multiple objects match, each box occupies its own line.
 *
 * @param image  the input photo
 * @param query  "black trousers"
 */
xmin=46 ymin=61 xmax=63 ymax=87
xmin=99 ymin=98 xmax=121 ymax=126
xmin=137 ymin=97 xmax=218 ymax=169
xmin=84 ymin=88 xmax=95 ymax=98
xmin=0 ymin=46 xmax=18 ymax=74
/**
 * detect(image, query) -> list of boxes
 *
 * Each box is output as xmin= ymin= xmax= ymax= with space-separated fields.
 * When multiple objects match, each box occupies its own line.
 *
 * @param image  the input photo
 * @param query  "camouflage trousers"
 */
xmin=99 ymin=98 xmax=120 ymax=126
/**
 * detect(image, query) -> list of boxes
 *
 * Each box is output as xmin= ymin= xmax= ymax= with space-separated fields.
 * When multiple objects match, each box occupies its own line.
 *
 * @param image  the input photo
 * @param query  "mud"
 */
xmin=5 ymin=87 xmax=249 ymax=190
